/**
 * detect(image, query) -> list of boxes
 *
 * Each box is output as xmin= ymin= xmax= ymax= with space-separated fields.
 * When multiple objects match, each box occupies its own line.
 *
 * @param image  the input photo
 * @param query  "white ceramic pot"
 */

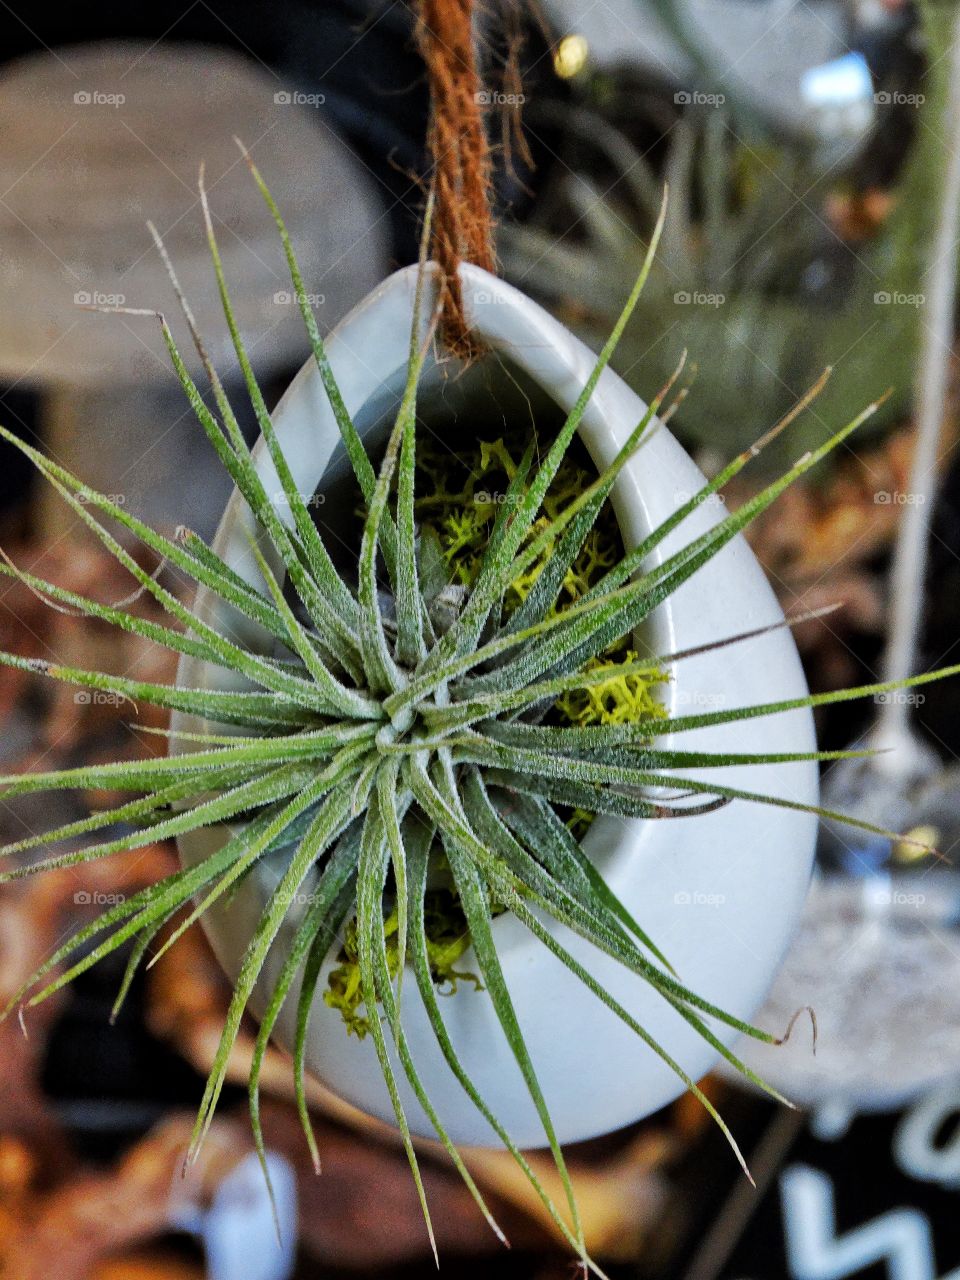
xmin=173 ymin=264 xmax=818 ymax=1148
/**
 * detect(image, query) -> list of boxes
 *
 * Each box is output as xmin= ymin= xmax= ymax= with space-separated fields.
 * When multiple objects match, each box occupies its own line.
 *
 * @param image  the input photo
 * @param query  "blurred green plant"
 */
xmin=503 ymin=3 xmax=951 ymax=463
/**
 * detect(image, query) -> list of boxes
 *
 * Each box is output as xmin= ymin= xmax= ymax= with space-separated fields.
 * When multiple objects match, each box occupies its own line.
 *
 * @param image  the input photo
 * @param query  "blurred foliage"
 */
xmin=503 ymin=3 xmax=953 ymax=467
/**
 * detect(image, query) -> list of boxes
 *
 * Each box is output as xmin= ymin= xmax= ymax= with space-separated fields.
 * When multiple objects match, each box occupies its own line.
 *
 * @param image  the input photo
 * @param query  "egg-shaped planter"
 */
xmin=172 ymin=264 xmax=818 ymax=1148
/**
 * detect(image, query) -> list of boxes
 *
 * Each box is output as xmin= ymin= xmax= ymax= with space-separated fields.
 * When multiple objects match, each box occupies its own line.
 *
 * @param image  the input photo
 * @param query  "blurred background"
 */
xmin=3 ymin=1 xmax=960 ymax=1278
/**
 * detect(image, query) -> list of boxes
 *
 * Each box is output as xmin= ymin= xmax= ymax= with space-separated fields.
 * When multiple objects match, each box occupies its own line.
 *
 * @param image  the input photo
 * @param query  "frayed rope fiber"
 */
xmin=416 ymin=0 xmax=497 ymax=356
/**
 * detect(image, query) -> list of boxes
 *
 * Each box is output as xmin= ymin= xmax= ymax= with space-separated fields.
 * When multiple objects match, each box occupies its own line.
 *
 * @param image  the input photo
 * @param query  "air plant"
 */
xmin=0 ymin=153 xmax=955 ymax=1274
xmin=502 ymin=0 xmax=951 ymax=463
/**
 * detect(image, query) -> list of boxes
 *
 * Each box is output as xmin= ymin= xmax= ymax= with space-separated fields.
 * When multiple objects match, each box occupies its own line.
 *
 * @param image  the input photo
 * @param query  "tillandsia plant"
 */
xmin=0 ymin=151 xmax=957 ymax=1274
xmin=502 ymin=0 xmax=955 ymax=463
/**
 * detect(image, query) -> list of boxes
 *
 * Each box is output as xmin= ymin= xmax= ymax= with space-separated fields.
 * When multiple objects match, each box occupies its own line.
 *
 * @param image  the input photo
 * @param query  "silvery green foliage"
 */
xmin=0 ymin=158 xmax=952 ymax=1271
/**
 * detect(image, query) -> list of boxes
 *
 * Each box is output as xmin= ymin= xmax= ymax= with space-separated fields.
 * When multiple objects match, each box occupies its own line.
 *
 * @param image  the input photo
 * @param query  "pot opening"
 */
xmin=302 ymin=352 xmax=663 ymax=666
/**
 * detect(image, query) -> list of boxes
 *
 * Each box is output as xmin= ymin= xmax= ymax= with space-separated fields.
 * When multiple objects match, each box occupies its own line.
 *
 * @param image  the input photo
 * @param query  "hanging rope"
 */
xmin=416 ymin=0 xmax=496 ymax=356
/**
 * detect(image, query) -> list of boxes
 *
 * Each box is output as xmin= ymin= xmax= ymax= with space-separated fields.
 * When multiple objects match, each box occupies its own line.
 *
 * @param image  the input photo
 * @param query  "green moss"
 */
xmin=324 ymin=889 xmax=484 ymax=1039
xmin=554 ymin=651 xmax=667 ymax=727
xmin=412 ymin=431 xmax=624 ymax=621
xmin=414 ymin=428 xmax=670 ymax=723
xmin=325 ymin=430 xmax=669 ymax=1033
